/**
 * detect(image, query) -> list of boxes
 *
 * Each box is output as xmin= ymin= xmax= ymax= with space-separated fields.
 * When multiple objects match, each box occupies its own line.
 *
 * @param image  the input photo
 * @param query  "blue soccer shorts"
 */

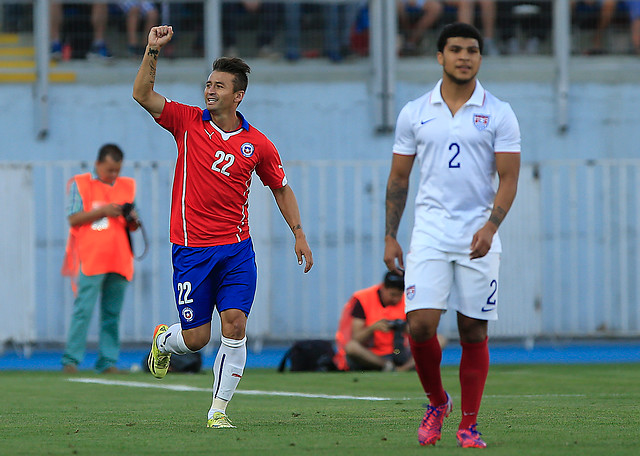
xmin=171 ymin=238 xmax=257 ymax=330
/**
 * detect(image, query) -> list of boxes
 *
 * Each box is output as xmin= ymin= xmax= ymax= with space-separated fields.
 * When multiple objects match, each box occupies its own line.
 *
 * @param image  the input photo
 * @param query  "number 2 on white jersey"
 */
xmin=448 ymin=143 xmax=461 ymax=168
xmin=211 ymin=151 xmax=235 ymax=176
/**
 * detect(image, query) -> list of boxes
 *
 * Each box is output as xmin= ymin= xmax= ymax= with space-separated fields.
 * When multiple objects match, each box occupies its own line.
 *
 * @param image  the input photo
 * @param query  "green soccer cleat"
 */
xmin=147 ymin=324 xmax=171 ymax=379
xmin=207 ymin=412 xmax=236 ymax=429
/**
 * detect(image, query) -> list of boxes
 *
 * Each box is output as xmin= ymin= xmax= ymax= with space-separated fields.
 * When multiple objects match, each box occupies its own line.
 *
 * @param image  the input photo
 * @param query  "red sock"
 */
xmin=459 ymin=337 xmax=489 ymax=430
xmin=409 ymin=334 xmax=447 ymax=406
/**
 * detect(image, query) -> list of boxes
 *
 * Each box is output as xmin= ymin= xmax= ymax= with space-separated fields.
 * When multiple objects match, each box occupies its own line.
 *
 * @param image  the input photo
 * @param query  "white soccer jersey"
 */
xmin=393 ymin=79 xmax=521 ymax=253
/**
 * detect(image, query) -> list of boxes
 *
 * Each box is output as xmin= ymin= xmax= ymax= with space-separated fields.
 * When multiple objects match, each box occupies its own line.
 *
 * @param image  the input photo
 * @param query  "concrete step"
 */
xmin=0 ymin=33 xmax=76 ymax=83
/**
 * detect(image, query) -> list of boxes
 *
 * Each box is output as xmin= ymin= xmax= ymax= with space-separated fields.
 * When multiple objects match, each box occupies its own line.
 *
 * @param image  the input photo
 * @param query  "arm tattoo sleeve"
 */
xmin=489 ymin=206 xmax=507 ymax=228
xmin=148 ymin=59 xmax=156 ymax=82
xmin=385 ymin=180 xmax=408 ymax=239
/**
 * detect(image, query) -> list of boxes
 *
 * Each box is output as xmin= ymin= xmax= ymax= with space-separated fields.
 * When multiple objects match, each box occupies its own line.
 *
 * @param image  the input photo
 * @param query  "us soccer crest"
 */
xmin=406 ymin=285 xmax=416 ymax=301
xmin=473 ymin=114 xmax=490 ymax=131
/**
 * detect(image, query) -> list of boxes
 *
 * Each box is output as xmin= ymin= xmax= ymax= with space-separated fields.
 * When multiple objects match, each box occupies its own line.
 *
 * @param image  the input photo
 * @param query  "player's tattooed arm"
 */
xmin=385 ymin=154 xmax=414 ymax=241
xmin=490 ymin=152 xmax=520 ymax=230
xmin=133 ymin=25 xmax=172 ymax=117
xmin=147 ymin=54 xmax=157 ymax=84
xmin=383 ymin=154 xmax=413 ymax=272
xmin=147 ymin=48 xmax=158 ymax=82
xmin=385 ymin=178 xmax=408 ymax=240
xmin=488 ymin=205 xmax=507 ymax=228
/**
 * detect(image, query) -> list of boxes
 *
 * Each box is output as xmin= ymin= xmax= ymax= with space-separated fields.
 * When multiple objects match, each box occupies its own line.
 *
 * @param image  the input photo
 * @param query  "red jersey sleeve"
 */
xmin=154 ymin=99 xmax=199 ymax=138
xmin=254 ymin=135 xmax=287 ymax=190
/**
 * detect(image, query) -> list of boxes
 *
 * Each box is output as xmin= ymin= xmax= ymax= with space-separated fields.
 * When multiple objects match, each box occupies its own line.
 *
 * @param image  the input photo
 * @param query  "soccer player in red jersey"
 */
xmin=133 ymin=25 xmax=313 ymax=429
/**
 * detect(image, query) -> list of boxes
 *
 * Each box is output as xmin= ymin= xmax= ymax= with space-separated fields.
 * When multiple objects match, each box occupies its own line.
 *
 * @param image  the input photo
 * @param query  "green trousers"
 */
xmin=61 ymin=271 xmax=129 ymax=372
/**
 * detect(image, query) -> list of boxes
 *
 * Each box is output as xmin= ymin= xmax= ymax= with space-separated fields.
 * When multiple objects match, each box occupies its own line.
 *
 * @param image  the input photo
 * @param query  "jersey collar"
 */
xmin=201 ymin=109 xmax=251 ymax=132
xmin=430 ymin=79 xmax=486 ymax=107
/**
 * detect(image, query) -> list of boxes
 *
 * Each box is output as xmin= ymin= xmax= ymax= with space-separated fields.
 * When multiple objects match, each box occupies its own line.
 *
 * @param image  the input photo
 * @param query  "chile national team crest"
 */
xmin=181 ymin=307 xmax=194 ymax=322
xmin=473 ymin=114 xmax=490 ymax=131
xmin=240 ymin=142 xmax=255 ymax=157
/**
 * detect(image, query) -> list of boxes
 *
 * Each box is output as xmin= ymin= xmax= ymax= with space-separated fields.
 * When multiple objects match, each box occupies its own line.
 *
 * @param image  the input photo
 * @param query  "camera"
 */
xmin=120 ymin=202 xmax=135 ymax=222
xmin=387 ymin=319 xmax=406 ymax=331
xmin=120 ymin=202 xmax=148 ymax=260
xmin=389 ymin=319 xmax=410 ymax=365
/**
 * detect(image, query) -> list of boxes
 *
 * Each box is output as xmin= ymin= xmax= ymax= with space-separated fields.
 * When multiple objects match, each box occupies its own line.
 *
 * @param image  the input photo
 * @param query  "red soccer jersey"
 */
xmin=156 ymin=100 xmax=287 ymax=247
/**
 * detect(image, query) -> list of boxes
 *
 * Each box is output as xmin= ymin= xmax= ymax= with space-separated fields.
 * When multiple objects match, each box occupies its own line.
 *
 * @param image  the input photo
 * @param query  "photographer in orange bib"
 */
xmin=61 ymin=144 xmax=140 ymax=374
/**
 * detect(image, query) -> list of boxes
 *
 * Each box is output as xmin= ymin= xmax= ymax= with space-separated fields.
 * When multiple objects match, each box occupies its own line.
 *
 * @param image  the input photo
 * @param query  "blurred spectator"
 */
xmin=446 ymin=0 xmax=500 ymax=55
xmin=85 ymin=3 xmax=111 ymax=59
xmin=50 ymin=2 xmax=70 ymax=60
xmin=223 ymin=1 xmax=281 ymax=58
xmin=350 ymin=4 xmax=370 ymax=56
xmin=2 ymin=4 xmax=31 ymax=32
xmin=632 ymin=2 xmax=640 ymax=53
xmin=581 ymin=0 xmax=618 ymax=53
xmin=119 ymin=1 xmax=159 ymax=57
xmin=284 ymin=2 xmax=361 ymax=62
xmin=50 ymin=2 xmax=112 ymax=60
xmin=574 ymin=1 xmax=640 ymax=54
xmin=498 ymin=2 xmax=551 ymax=55
xmin=397 ymin=0 xmax=444 ymax=56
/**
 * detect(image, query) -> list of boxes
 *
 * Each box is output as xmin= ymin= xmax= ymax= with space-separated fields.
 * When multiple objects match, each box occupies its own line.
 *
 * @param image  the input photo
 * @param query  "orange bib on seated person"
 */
xmin=61 ymin=173 xmax=136 ymax=283
xmin=333 ymin=297 xmax=357 ymax=371
xmin=333 ymin=284 xmax=406 ymax=370
xmin=355 ymin=284 xmax=406 ymax=357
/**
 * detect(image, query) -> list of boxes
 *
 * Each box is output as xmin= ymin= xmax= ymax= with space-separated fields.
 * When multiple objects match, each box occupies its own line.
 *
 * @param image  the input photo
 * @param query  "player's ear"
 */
xmin=234 ymin=91 xmax=245 ymax=104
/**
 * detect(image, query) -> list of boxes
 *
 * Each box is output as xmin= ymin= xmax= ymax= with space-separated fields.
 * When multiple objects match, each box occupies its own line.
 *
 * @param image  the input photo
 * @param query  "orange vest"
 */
xmin=333 ymin=284 xmax=406 ymax=371
xmin=61 ymin=173 xmax=136 ymax=284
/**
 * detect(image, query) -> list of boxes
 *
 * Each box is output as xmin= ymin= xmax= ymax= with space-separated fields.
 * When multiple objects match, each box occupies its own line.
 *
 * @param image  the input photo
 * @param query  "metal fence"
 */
xmin=2 ymin=1 xmax=638 ymax=58
xmin=3 ymin=1 xmax=639 ymax=136
xmin=2 ymin=158 xmax=639 ymax=349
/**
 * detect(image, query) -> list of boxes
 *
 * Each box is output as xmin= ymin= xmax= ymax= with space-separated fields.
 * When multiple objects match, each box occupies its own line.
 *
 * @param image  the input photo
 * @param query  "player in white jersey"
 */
xmin=384 ymin=23 xmax=521 ymax=448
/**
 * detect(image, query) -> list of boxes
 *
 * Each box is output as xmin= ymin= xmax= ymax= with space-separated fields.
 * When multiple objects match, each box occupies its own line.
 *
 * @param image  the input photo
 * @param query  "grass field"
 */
xmin=1 ymin=364 xmax=639 ymax=455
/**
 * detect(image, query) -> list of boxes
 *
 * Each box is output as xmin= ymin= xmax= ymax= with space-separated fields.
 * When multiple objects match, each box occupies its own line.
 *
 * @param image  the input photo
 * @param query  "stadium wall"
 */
xmin=2 ymin=60 xmax=639 ymax=346
xmin=2 ymin=66 xmax=640 ymax=164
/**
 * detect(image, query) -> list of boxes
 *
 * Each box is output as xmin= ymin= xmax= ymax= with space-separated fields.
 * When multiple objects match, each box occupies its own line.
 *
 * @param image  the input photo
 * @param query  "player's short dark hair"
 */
xmin=383 ymin=271 xmax=405 ymax=291
xmin=437 ymin=22 xmax=484 ymax=54
xmin=97 ymin=143 xmax=124 ymax=163
xmin=212 ymin=57 xmax=251 ymax=93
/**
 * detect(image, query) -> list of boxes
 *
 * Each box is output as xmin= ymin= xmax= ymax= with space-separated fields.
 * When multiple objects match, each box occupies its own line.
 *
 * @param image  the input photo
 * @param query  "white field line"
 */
xmin=69 ymin=378 xmax=592 ymax=401
xmin=68 ymin=378 xmax=398 ymax=401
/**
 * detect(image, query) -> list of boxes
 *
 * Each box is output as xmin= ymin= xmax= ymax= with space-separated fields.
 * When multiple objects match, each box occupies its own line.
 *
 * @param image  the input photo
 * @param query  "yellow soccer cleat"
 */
xmin=207 ymin=412 xmax=236 ymax=429
xmin=147 ymin=324 xmax=171 ymax=379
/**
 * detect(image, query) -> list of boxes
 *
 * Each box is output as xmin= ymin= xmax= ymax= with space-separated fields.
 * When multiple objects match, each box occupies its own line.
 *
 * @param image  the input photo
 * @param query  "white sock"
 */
xmin=208 ymin=336 xmax=246 ymax=420
xmin=156 ymin=323 xmax=195 ymax=355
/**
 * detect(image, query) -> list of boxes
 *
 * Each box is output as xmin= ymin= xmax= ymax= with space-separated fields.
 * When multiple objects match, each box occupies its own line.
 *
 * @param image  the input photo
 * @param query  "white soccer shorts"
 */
xmin=404 ymin=245 xmax=500 ymax=321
